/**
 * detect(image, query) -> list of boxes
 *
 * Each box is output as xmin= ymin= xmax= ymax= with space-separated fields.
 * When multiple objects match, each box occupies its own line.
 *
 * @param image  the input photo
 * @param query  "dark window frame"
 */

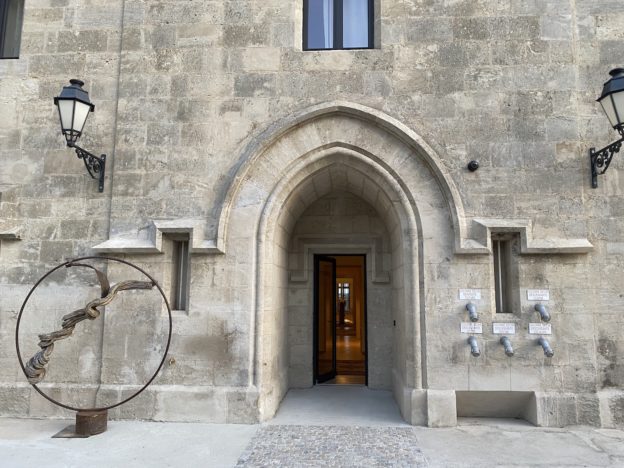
xmin=170 ymin=236 xmax=190 ymax=312
xmin=303 ymin=0 xmax=374 ymax=51
xmin=492 ymin=234 xmax=520 ymax=314
xmin=0 ymin=0 xmax=25 ymax=59
xmin=493 ymin=238 xmax=510 ymax=314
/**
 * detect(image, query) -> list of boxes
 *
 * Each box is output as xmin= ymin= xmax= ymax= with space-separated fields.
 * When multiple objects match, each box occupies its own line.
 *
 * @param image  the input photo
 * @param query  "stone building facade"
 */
xmin=0 ymin=0 xmax=623 ymax=427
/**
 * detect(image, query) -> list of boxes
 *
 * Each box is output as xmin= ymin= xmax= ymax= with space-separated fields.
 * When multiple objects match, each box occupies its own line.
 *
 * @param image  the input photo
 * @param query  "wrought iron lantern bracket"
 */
xmin=54 ymin=79 xmax=106 ymax=193
xmin=68 ymin=142 xmax=106 ymax=192
xmin=589 ymin=129 xmax=624 ymax=188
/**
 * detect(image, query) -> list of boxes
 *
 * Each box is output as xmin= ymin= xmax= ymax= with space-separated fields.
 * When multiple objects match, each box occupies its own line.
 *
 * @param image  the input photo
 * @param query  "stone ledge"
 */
xmin=92 ymin=216 xmax=593 ymax=257
xmin=0 ymin=223 xmax=22 ymax=240
xmin=456 ymin=218 xmax=593 ymax=255
xmin=92 ymin=219 xmax=223 ymax=255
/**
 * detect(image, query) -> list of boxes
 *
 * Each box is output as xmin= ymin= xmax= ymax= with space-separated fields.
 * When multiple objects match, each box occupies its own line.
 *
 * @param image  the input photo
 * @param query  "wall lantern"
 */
xmin=590 ymin=68 xmax=624 ymax=188
xmin=53 ymin=79 xmax=106 ymax=192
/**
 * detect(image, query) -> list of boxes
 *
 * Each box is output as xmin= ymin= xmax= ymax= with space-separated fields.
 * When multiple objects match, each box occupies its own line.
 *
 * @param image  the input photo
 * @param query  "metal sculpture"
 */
xmin=16 ymin=257 xmax=172 ymax=438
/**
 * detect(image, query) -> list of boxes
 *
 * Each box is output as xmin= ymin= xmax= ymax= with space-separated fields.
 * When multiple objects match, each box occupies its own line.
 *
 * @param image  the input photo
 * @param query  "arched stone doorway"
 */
xmin=287 ymin=188 xmax=394 ymax=391
xmin=258 ymin=144 xmax=423 ymax=420
xmin=217 ymin=102 xmax=463 ymax=424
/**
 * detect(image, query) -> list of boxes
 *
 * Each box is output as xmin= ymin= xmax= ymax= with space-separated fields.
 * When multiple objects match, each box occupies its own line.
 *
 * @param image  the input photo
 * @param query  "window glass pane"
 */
xmin=1 ymin=0 xmax=25 ymax=58
xmin=493 ymin=239 xmax=513 ymax=314
xmin=171 ymin=239 xmax=190 ymax=311
xmin=343 ymin=0 xmax=369 ymax=48
xmin=306 ymin=0 xmax=334 ymax=49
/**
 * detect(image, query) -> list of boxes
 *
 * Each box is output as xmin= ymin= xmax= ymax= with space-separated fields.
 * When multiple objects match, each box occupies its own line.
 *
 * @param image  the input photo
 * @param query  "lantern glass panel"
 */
xmin=57 ymin=100 xmax=75 ymax=133
xmin=612 ymin=91 xmax=624 ymax=128
xmin=73 ymin=100 xmax=92 ymax=133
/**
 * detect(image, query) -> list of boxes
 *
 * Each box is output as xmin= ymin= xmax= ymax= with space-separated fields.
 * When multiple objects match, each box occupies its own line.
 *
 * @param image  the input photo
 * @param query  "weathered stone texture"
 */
xmin=0 ymin=0 xmax=623 ymax=427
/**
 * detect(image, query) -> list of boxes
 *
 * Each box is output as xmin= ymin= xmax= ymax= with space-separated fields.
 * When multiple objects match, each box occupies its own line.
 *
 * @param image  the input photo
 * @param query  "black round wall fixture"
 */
xmin=467 ymin=160 xmax=480 ymax=172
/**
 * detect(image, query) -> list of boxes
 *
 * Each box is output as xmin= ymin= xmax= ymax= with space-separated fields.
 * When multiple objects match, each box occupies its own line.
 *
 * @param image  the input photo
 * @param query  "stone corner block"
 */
xmin=598 ymin=390 xmax=624 ymax=429
xmin=531 ymin=391 xmax=578 ymax=427
xmin=408 ymin=388 xmax=427 ymax=426
xmin=227 ymin=387 xmax=260 ymax=424
xmin=427 ymin=389 xmax=457 ymax=428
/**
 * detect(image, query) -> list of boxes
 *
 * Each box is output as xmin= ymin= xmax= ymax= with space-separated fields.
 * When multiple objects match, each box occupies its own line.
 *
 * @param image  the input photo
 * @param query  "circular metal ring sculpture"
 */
xmin=15 ymin=256 xmax=172 ymax=435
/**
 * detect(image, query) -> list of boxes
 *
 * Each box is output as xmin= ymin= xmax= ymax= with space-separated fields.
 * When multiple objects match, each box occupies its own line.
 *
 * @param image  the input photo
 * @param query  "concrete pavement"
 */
xmin=1 ymin=387 xmax=623 ymax=467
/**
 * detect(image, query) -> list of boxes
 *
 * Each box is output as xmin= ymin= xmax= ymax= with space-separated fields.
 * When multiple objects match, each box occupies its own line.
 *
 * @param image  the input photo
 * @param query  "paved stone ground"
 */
xmin=2 ymin=388 xmax=624 ymax=467
xmin=236 ymin=425 xmax=426 ymax=467
xmin=1 ymin=417 xmax=624 ymax=467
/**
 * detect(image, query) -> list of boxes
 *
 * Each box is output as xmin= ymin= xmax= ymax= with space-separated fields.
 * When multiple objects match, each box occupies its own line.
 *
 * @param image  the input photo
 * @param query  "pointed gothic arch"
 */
xmin=220 ymin=102 xmax=462 ymax=423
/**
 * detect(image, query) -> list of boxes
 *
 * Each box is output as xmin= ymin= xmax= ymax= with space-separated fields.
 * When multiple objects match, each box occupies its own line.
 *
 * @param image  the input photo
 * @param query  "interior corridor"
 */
xmin=319 ymin=255 xmax=367 ymax=385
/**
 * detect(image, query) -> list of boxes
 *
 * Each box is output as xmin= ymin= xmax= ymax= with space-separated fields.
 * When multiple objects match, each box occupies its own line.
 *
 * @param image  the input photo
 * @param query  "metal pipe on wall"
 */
xmin=534 ymin=303 xmax=551 ymax=322
xmin=499 ymin=336 xmax=514 ymax=356
xmin=538 ymin=337 xmax=554 ymax=357
xmin=466 ymin=302 xmax=478 ymax=322
xmin=467 ymin=336 xmax=480 ymax=357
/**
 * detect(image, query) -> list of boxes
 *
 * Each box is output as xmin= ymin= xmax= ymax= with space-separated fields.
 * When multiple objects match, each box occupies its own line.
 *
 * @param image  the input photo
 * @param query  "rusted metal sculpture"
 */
xmin=24 ymin=263 xmax=154 ymax=384
xmin=16 ymin=257 xmax=172 ymax=438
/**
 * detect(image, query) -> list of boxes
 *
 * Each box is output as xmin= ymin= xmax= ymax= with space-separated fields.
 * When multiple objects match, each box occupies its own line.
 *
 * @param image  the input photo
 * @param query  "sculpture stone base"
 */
xmin=52 ymin=410 xmax=108 ymax=438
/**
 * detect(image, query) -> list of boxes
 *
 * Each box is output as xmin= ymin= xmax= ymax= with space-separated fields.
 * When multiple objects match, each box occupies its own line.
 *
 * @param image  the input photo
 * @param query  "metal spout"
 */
xmin=466 ymin=302 xmax=478 ymax=322
xmin=467 ymin=336 xmax=480 ymax=357
xmin=500 ymin=336 xmax=514 ymax=356
xmin=534 ymin=303 xmax=551 ymax=322
xmin=538 ymin=337 xmax=554 ymax=357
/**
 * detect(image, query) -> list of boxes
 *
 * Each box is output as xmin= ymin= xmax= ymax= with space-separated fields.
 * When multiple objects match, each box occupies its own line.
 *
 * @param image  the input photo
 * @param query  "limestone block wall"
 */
xmin=0 ymin=0 xmax=623 ymax=427
xmin=0 ymin=0 xmax=124 ymax=416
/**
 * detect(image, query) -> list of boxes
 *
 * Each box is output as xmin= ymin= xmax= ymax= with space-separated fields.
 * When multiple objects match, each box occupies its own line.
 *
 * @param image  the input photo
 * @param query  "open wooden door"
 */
xmin=314 ymin=255 xmax=337 ymax=383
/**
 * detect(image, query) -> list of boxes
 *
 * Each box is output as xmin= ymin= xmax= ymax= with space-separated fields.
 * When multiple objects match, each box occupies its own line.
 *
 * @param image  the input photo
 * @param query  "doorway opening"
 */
xmin=314 ymin=254 xmax=367 ymax=386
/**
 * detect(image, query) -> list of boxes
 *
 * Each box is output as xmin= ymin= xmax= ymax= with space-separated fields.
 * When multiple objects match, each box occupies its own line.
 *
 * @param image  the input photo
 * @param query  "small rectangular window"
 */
xmin=304 ymin=0 xmax=373 ymax=50
xmin=492 ymin=235 xmax=521 ymax=315
xmin=492 ymin=239 xmax=511 ymax=313
xmin=171 ymin=238 xmax=190 ymax=311
xmin=0 ymin=0 xmax=25 ymax=59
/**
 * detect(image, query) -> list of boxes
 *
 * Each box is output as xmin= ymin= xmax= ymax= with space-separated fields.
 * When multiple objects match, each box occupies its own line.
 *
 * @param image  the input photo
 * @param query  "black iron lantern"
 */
xmin=53 ymin=79 xmax=106 ymax=192
xmin=597 ymin=68 xmax=624 ymax=135
xmin=54 ymin=79 xmax=95 ymax=145
xmin=590 ymin=68 xmax=624 ymax=188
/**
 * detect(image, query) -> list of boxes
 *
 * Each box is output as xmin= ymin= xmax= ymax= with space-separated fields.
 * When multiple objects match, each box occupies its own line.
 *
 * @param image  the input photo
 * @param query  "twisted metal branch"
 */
xmin=24 ymin=263 xmax=154 ymax=384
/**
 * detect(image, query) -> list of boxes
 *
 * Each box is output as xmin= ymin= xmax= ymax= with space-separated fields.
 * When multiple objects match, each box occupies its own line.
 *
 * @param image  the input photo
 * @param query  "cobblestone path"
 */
xmin=236 ymin=425 xmax=427 ymax=467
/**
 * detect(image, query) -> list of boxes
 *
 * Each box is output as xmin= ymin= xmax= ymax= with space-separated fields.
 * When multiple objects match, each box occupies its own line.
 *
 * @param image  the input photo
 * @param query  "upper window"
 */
xmin=304 ymin=0 xmax=373 ymax=50
xmin=0 ymin=0 xmax=25 ymax=59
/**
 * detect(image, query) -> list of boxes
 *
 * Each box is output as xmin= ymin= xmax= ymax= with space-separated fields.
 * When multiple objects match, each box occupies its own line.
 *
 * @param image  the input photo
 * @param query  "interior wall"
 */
xmin=335 ymin=256 xmax=365 ymax=353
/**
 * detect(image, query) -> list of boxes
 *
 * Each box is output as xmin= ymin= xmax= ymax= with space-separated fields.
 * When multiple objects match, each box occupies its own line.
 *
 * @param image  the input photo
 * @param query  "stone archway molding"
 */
xmin=217 ymin=101 xmax=471 ymax=255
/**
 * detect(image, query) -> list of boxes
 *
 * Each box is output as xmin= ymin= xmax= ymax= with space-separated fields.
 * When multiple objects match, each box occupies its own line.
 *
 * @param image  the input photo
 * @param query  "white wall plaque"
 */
xmin=459 ymin=289 xmax=481 ymax=300
xmin=527 ymin=289 xmax=550 ymax=301
xmin=460 ymin=322 xmax=483 ymax=334
xmin=529 ymin=323 xmax=552 ymax=335
xmin=493 ymin=323 xmax=516 ymax=334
